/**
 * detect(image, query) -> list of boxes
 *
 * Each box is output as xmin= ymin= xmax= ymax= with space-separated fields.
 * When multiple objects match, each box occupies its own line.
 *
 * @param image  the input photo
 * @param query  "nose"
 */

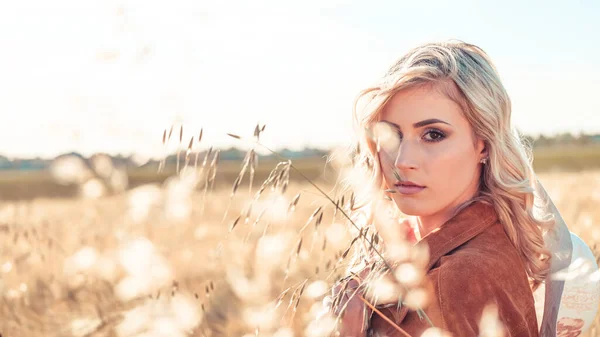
xmin=395 ymin=139 xmax=419 ymax=171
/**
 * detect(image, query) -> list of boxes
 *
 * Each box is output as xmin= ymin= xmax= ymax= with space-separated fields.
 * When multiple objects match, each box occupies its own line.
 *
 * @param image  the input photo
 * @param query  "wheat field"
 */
xmin=0 ymin=152 xmax=599 ymax=337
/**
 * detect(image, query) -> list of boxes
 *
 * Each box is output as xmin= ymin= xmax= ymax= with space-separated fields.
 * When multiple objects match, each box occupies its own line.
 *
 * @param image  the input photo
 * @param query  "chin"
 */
xmin=393 ymin=199 xmax=429 ymax=216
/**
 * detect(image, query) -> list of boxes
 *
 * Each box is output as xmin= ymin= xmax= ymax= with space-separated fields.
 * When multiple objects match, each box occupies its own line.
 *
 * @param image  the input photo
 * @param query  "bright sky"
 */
xmin=1 ymin=0 xmax=599 ymax=159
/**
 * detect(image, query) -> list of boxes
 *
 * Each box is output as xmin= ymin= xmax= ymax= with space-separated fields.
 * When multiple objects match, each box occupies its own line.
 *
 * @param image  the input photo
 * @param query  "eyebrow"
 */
xmin=381 ymin=118 xmax=451 ymax=129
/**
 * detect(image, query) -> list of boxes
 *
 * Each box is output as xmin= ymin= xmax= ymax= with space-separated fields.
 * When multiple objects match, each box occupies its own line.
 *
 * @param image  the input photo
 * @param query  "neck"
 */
xmin=416 ymin=195 xmax=480 ymax=238
xmin=417 ymin=209 xmax=455 ymax=238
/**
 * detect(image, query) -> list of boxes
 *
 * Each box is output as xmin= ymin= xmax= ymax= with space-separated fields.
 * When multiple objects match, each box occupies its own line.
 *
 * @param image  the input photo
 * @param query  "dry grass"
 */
xmin=0 ymin=148 xmax=599 ymax=336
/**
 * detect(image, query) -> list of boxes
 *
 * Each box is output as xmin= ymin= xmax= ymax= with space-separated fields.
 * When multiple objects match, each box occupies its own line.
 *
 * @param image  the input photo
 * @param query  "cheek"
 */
xmin=426 ymin=140 xmax=477 ymax=186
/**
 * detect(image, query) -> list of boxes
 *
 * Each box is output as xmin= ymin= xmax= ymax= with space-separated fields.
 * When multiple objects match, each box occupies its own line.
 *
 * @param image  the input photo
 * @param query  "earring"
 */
xmin=480 ymin=157 xmax=488 ymax=164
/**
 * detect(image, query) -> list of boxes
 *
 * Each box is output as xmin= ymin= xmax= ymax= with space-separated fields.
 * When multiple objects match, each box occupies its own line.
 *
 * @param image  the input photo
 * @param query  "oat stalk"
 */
xmin=226 ymin=133 xmax=434 ymax=329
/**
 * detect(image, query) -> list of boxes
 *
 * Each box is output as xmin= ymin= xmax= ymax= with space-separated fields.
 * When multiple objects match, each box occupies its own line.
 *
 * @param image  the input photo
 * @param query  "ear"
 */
xmin=476 ymin=139 xmax=488 ymax=161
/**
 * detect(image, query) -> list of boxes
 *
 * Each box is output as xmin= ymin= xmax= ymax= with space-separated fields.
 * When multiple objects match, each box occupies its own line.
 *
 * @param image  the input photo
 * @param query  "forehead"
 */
xmin=379 ymin=83 xmax=467 ymax=126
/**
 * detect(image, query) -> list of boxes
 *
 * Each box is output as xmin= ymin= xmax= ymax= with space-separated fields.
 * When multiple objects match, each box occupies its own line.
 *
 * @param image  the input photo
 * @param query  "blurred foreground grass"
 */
xmin=0 ymin=146 xmax=599 ymax=336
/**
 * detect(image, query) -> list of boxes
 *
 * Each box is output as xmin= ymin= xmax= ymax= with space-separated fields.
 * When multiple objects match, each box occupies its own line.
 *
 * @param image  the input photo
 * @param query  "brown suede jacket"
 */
xmin=366 ymin=200 xmax=540 ymax=337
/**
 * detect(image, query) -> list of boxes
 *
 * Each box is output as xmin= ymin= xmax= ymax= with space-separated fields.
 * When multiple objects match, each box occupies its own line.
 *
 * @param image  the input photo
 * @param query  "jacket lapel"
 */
xmin=420 ymin=200 xmax=499 ymax=272
xmin=389 ymin=200 xmax=499 ymax=323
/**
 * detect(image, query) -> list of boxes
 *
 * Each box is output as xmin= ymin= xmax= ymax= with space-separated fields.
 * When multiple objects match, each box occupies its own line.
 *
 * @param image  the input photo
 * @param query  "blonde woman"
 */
xmin=325 ymin=41 xmax=574 ymax=336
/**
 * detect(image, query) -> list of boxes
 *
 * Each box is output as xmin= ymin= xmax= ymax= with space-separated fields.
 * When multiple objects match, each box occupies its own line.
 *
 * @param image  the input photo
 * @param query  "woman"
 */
xmin=324 ymin=40 xmax=568 ymax=336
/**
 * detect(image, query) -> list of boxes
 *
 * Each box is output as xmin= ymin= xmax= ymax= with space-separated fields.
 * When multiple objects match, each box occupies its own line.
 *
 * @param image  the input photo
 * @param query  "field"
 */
xmin=0 ymin=149 xmax=600 ymax=337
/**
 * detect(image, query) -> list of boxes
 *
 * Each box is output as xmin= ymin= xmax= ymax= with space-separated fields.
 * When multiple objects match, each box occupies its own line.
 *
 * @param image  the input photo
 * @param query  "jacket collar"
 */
xmin=372 ymin=200 xmax=500 ymax=324
xmin=417 ymin=200 xmax=499 ymax=272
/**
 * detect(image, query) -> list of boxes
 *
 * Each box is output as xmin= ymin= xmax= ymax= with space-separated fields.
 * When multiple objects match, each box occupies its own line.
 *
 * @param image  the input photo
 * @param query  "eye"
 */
xmin=423 ymin=129 xmax=446 ymax=142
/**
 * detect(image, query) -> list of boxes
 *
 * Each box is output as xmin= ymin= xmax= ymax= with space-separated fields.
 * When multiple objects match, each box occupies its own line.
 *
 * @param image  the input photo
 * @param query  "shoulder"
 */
xmin=433 ymin=224 xmax=538 ymax=335
xmin=441 ymin=221 xmax=526 ymax=277
xmin=437 ymin=248 xmax=510 ymax=308
xmin=437 ymin=223 xmax=531 ymax=305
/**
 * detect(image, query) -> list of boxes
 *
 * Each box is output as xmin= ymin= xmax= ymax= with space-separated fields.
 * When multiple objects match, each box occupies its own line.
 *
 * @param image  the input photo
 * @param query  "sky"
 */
xmin=0 ymin=0 xmax=599 ymax=159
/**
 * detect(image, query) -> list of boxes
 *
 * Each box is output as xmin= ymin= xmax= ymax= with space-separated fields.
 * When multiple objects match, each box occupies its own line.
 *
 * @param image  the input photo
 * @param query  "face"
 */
xmin=376 ymin=83 xmax=487 ymax=219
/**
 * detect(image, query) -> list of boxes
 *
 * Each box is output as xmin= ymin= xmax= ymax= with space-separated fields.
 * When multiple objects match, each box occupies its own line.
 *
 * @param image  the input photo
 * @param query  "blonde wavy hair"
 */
xmin=334 ymin=40 xmax=554 ymax=291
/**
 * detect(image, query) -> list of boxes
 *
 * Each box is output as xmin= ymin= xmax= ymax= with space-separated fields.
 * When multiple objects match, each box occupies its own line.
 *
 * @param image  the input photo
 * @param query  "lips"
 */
xmin=394 ymin=181 xmax=426 ymax=195
xmin=395 ymin=181 xmax=425 ymax=188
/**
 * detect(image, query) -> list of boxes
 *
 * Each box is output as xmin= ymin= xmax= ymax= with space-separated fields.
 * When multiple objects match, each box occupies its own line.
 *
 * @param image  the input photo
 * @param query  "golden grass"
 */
xmin=0 ymin=156 xmax=599 ymax=336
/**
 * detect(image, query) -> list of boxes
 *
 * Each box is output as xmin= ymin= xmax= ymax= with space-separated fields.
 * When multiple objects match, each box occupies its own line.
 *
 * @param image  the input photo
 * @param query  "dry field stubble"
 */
xmin=0 ymin=156 xmax=600 ymax=336
xmin=0 ymin=155 xmax=358 ymax=337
